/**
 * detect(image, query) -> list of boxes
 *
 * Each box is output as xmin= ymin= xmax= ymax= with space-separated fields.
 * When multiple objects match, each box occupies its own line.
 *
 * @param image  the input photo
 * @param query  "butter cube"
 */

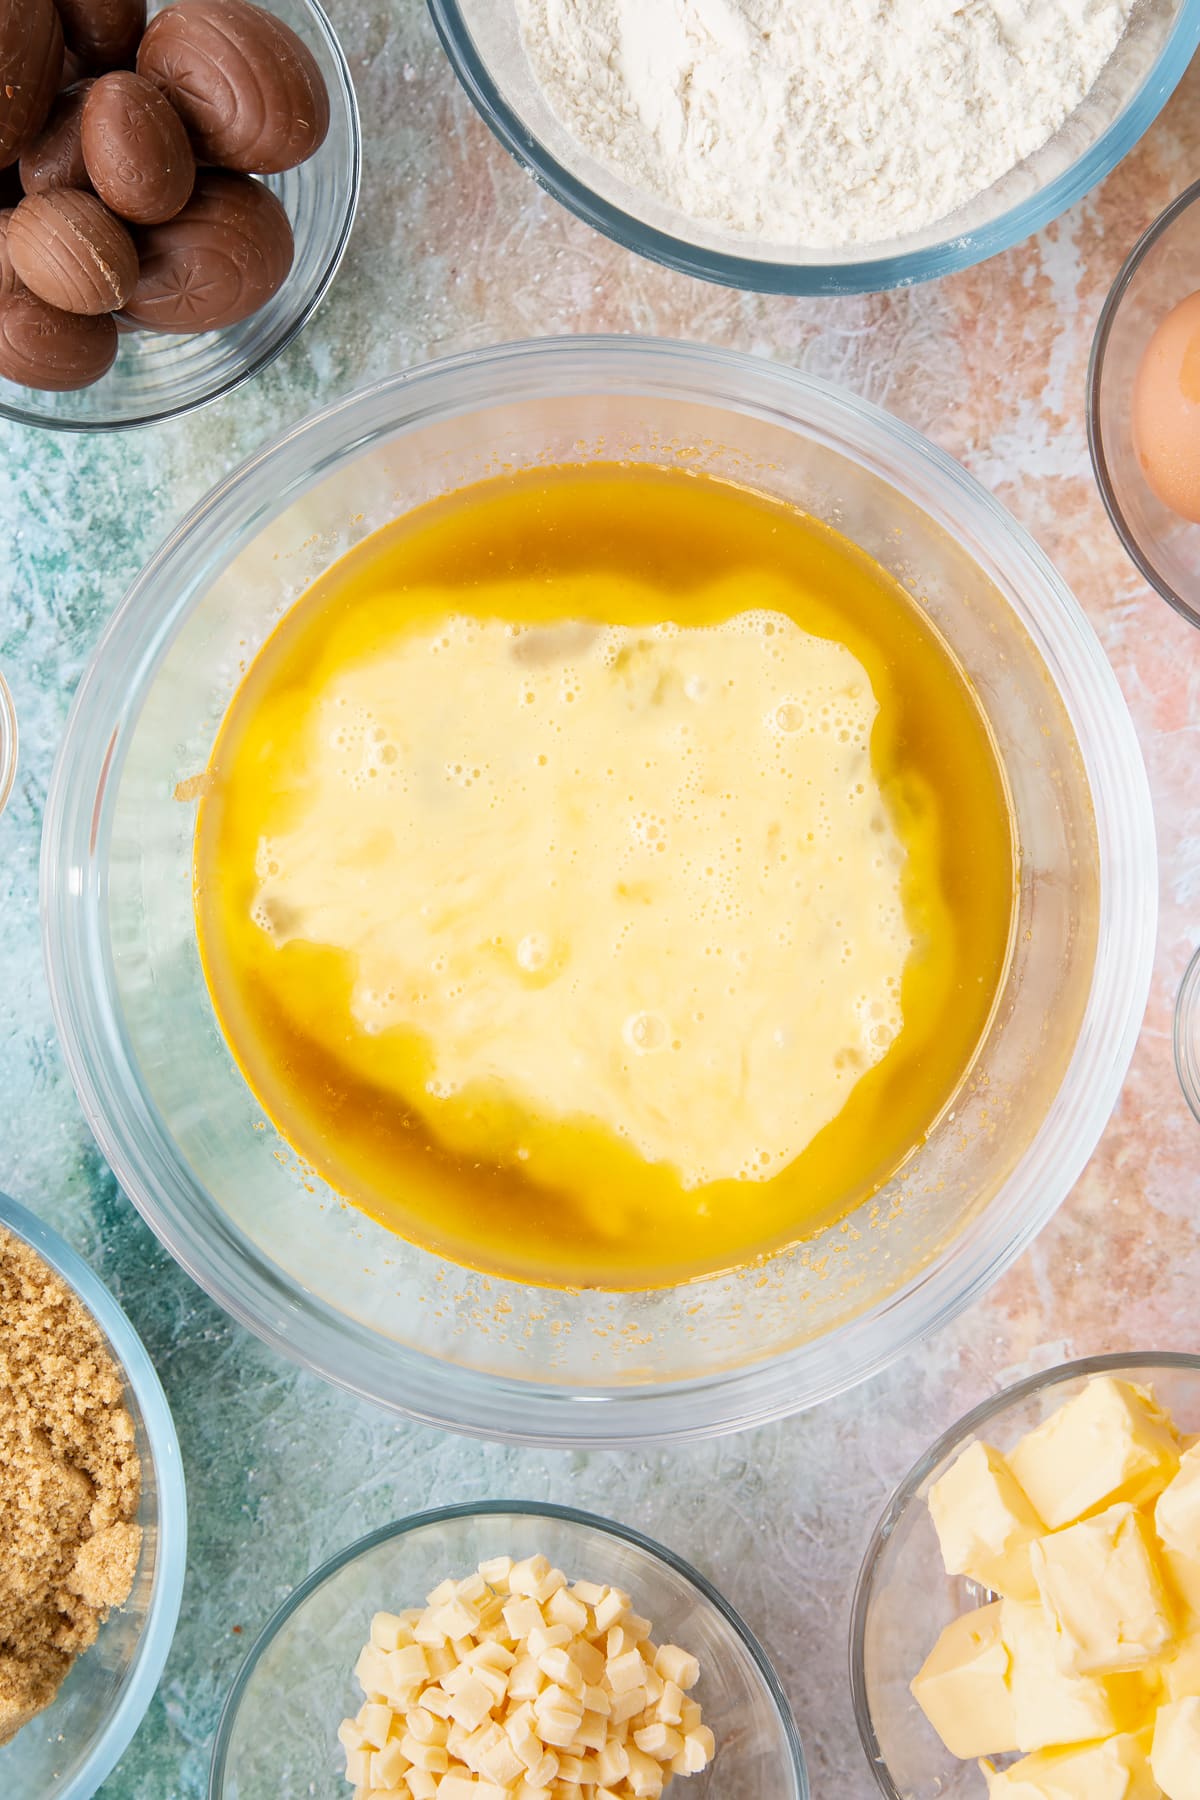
xmin=1031 ymin=1504 xmax=1175 ymax=1675
xmin=1009 ymin=1379 xmax=1180 ymax=1531
xmin=982 ymin=1730 xmax=1162 ymax=1799
xmin=910 ymin=1603 xmax=1019 ymax=1759
xmin=1158 ymin=1445 xmax=1200 ymax=1559
xmin=1152 ymin=1696 xmax=1200 ymax=1799
xmin=930 ymin=1441 xmax=1046 ymax=1601
xmin=1161 ymin=1547 xmax=1200 ymax=1622
xmin=1159 ymin=1633 xmax=1200 ymax=1703
xmin=1002 ymin=1598 xmax=1132 ymax=1750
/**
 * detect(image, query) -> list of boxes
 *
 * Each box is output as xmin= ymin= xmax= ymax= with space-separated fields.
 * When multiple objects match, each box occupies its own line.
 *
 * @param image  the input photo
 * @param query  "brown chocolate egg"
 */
xmin=0 ymin=290 xmax=117 ymax=388
xmin=60 ymin=47 xmax=92 ymax=90
xmin=0 ymin=0 xmax=64 ymax=170
xmin=19 ymin=82 xmax=95 ymax=195
xmin=137 ymin=0 xmax=329 ymax=175
xmin=82 ymin=71 xmax=194 ymax=224
xmin=0 ymin=207 xmax=27 ymax=298
xmin=120 ymin=168 xmax=292 ymax=331
xmin=9 ymin=188 xmax=138 ymax=313
xmin=55 ymin=0 xmax=146 ymax=75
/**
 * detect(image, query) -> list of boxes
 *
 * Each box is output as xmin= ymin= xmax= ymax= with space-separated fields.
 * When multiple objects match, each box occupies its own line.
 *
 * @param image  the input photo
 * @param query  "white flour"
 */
xmin=515 ymin=0 xmax=1135 ymax=249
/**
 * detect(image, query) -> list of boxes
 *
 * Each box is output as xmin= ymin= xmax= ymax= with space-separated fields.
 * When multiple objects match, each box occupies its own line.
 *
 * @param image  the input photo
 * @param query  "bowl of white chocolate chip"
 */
xmin=851 ymin=1354 xmax=1200 ymax=1800
xmin=209 ymin=1500 xmax=806 ymax=1800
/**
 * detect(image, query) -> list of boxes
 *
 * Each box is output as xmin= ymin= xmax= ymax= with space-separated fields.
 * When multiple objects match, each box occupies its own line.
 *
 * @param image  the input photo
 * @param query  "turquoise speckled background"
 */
xmin=3 ymin=5 xmax=1200 ymax=1795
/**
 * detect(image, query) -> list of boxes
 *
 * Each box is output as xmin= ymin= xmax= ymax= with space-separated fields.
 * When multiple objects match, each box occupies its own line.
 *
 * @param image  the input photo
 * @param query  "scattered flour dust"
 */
xmin=515 ymin=0 xmax=1136 ymax=248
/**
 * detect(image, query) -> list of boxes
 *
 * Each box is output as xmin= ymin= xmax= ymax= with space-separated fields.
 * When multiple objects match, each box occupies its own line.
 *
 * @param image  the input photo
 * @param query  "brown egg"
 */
xmin=137 ymin=0 xmax=329 ymax=175
xmin=55 ymin=0 xmax=146 ymax=75
xmin=120 ymin=168 xmax=292 ymax=331
xmin=0 ymin=0 xmax=64 ymax=170
xmin=0 ymin=289 xmax=117 ymax=388
xmin=9 ymin=188 xmax=138 ymax=313
xmin=82 ymin=71 xmax=194 ymax=224
xmin=1133 ymin=290 xmax=1200 ymax=524
xmin=19 ymin=82 xmax=95 ymax=195
xmin=0 ymin=207 xmax=27 ymax=298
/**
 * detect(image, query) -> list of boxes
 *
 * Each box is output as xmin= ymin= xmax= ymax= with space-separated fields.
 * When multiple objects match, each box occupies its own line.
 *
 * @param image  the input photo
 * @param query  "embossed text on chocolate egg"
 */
xmin=9 ymin=188 xmax=138 ymax=313
xmin=137 ymin=0 xmax=329 ymax=175
xmin=82 ymin=71 xmax=194 ymax=224
xmin=0 ymin=0 xmax=64 ymax=170
xmin=56 ymin=0 xmax=147 ymax=75
xmin=0 ymin=290 xmax=117 ymax=388
xmin=19 ymin=82 xmax=95 ymax=195
xmin=121 ymin=169 xmax=293 ymax=331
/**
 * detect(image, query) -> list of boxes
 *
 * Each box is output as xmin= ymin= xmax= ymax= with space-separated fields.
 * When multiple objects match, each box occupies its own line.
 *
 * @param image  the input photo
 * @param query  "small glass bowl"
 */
xmin=0 ymin=0 xmax=360 ymax=433
xmin=209 ymin=1501 xmax=807 ymax=1800
xmin=850 ymin=1352 xmax=1200 ymax=1800
xmin=0 ymin=1189 xmax=187 ymax=1800
xmin=1176 ymin=944 xmax=1200 ymax=1121
xmin=0 ymin=670 xmax=16 ymax=816
xmin=1088 ymin=178 xmax=1200 ymax=630
xmin=430 ymin=0 xmax=1200 ymax=295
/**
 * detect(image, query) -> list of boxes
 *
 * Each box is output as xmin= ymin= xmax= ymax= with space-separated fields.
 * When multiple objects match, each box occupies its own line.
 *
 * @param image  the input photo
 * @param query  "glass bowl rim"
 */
xmin=0 ymin=669 xmax=16 ymax=817
xmin=427 ymin=0 xmax=1200 ymax=296
xmin=0 ymin=0 xmax=362 ymax=435
xmin=206 ymin=1496 xmax=809 ymax=1800
xmin=41 ymin=334 xmax=1157 ymax=1447
xmin=1086 ymin=174 xmax=1200 ymax=632
xmin=0 ymin=1187 xmax=188 ymax=1800
xmin=1175 ymin=942 xmax=1200 ymax=1122
xmin=847 ymin=1349 xmax=1200 ymax=1800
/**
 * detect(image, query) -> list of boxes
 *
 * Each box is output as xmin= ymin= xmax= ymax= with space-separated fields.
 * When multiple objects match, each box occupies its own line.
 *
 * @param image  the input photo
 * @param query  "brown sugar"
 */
xmin=0 ymin=1226 xmax=143 ymax=1745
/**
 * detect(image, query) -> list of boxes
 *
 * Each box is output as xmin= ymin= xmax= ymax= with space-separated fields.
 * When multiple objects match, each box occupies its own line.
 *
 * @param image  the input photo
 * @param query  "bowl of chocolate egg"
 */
xmin=0 ymin=0 xmax=359 ymax=429
xmin=851 ymin=1354 xmax=1200 ymax=1800
xmin=1088 ymin=177 xmax=1200 ymax=631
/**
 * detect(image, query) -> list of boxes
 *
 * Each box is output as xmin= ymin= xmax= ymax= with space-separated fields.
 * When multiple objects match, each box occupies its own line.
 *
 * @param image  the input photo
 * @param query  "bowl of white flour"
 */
xmin=428 ymin=0 xmax=1200 ymax=292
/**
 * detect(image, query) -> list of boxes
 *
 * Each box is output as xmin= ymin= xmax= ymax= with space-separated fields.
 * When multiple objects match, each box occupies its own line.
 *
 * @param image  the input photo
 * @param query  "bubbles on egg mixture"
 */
xmin=623 ymin=1010 xmax=670 ymax=1054
xmin=250 ymin=607 xmax=914 ymax=1188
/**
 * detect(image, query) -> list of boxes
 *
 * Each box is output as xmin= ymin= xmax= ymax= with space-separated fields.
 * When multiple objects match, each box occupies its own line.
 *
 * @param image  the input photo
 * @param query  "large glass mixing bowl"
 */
xmin=41 ymin=338 xmax=1156 ymax=1445
xmin=429 ymin=0 xmax=1200 ymax=294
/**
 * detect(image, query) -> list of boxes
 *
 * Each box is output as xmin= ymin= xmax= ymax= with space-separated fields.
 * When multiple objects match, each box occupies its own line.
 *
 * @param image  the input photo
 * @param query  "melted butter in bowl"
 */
xmin=194 ymin=464 xmax=1015 ymax=1289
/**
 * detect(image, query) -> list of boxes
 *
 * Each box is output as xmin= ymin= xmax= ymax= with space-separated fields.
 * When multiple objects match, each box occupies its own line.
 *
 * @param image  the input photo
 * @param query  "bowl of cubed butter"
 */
xmin=208 ymin=1500 xmax=807 ymax=1800
xmin=851 ymin=1354 xmax=1200 ymax=1799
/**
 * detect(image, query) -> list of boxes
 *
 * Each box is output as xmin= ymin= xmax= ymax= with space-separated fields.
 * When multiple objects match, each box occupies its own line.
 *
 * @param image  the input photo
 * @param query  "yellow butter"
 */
xmin=1160 ymin=1546 xmax=1200 ymax=1623
xmin=1031 ymin=1504 xmax=1175 ymax=1676
xmin=1151 ymin=1697 xmax=1200 ymax=1800
xmin=910 ymin=1602 xmax=1019 ymax=1759
xmin=1157 ymin=1633 xmax=1200 ymax=1705
xmin=1001 ymin=1599 xmax=1142 ymax=1751
xmin=1157 ymin=1447 xmax=1200 ymax=1562
xmin=981 ymin=1729 xmax=1162 ymax=1800
xmin=929 ymin=1443 xmax=1045 ymax=1602
xmin=1008 ymin=1381 xmax=1180 ymax=1532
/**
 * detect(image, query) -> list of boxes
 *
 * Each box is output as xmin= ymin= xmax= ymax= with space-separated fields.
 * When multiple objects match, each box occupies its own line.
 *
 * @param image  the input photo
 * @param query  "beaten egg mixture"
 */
xmin=194 ymin=465 xmax=1014 ymax=1287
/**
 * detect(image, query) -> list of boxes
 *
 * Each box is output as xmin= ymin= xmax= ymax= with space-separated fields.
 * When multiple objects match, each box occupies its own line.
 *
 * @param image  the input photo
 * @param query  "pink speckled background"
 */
xmin=1 ymin=8 xmax=1199 ymax=1799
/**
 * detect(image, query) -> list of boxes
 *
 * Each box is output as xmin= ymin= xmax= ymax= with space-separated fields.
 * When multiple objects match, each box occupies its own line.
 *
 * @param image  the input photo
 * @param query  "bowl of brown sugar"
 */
xmin=0 ymin=1189 xmax=186 ymax=1799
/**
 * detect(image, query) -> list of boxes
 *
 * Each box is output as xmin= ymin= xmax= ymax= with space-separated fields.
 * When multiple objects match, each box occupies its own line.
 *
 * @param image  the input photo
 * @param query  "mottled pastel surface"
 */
xmin=1 ymin=7 xmax=1199 ymax=1796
